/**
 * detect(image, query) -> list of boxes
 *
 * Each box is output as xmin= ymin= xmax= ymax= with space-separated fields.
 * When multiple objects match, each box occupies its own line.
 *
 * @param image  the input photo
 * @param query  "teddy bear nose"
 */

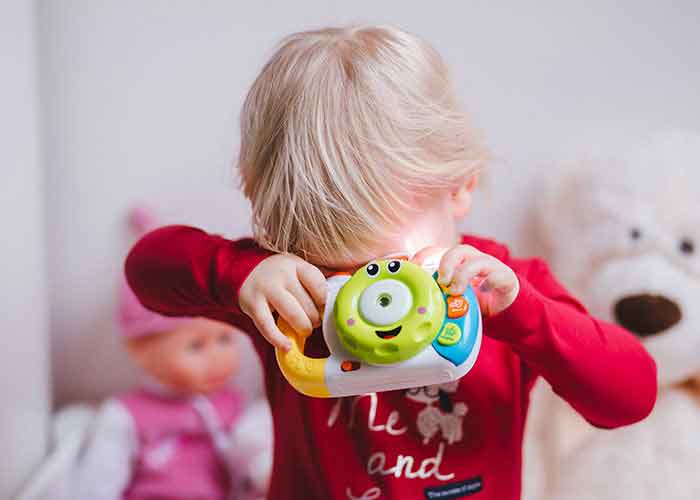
xmin=613 ymin=294 xmax=682 ymax=337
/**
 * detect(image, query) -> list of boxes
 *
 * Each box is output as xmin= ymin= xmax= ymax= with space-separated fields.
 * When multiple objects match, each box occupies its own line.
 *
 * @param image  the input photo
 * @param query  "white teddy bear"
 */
xmin=531 ymin=130 xmax=700 ymax=500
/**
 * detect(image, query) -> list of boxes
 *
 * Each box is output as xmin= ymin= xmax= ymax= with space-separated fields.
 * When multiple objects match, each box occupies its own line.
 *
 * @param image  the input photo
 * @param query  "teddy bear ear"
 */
xmin=534 ymin=159 xmax=607 ymax=256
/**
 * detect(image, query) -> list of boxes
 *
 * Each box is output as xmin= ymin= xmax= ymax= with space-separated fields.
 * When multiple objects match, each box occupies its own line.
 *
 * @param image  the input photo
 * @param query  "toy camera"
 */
xmin=275 ymin=258 xmax=482 ymax=397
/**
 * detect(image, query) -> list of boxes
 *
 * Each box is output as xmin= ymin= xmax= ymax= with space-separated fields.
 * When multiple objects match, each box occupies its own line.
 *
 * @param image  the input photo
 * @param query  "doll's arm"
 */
xmin=71 ymin=399 xmax=136 ymax=500
xmin=125 ymin=225 xmax=272 ymax=326
xmin=485 ymin=258 xmax=657 ymax=429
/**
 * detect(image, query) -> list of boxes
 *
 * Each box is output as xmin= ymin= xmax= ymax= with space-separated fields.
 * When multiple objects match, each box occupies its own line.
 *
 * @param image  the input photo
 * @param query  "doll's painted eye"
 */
xmin=387 ymin=260 xmax=401 ymax=274
xmin=680 ymin=237 xmax=695 ymax=255
xmin=629 ymin=227 xmax=642 ymax=241
xmin=188 ymin=338 xmax=206 ymax=352
xmin=218 ymin=331 xmax=232 ymax=345
xmin=366 ymin=262 xmax=380 ymax=278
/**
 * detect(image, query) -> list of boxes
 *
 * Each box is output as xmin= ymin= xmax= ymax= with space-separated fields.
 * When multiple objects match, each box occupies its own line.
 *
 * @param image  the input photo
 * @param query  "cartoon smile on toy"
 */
xmin=275 ymin=255 xmax=482 ymax=397
xmin=334 ymin=259 xmax=446 ymax=365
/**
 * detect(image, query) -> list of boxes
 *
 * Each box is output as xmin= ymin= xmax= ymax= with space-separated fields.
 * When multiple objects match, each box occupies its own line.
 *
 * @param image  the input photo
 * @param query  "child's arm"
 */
xmin=125 ymin=225 xmax=326 ymax=350
xmin=493 ymin=258 xmax=656 ymax=428
xmin=441 ymin=244 xmax=656 ymax=428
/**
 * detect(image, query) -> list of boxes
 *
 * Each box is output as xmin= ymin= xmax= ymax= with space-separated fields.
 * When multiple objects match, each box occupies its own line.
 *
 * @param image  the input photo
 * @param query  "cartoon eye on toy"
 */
xmin=366 ymin=262 xmax=380 ymax=277
xmin=274 ymin=259 xmax=482 ymax=398
xmin=387 ymin=259 xmax=401 ymax=274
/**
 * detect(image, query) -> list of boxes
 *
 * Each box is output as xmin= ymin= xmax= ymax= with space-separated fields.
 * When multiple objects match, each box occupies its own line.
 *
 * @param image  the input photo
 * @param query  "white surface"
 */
xmin=359 ymin=279 xmax=413 ymax=326
xmin=16 ymin=406 xmax=96 ymax=500
xmin=0 ymin=1 xmax=50 ymax=497
xmin=69 ymin=400 xmax=135 ymax=500
xmin=551 ymin=390 xmax=700 ymax=500
xmin=35 ymin=1 xmax=700 ymax=405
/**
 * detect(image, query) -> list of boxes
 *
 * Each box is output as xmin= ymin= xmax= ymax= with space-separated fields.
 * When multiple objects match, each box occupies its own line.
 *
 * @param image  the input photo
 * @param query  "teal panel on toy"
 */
xmin=432 ymin=283 xmax=481 ymax=366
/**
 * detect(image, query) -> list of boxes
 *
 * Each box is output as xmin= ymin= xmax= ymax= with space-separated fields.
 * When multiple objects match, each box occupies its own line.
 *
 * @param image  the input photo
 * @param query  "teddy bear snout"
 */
xmin=613 ymin=294 xmax=682 ymax=337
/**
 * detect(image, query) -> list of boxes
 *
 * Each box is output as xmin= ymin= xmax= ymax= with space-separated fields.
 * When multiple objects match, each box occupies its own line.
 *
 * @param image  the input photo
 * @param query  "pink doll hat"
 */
xmin=118 ymin=207 xmax=193 ymax=339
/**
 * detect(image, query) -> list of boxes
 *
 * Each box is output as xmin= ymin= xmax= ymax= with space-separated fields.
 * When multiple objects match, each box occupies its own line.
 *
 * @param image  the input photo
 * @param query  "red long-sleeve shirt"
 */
xmin=125 ymin=226 xmax=656 ymax=500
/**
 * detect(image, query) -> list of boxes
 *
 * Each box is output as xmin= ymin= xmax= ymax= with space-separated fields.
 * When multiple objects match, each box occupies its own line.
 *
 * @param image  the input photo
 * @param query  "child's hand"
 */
xmin=437 ymin=245 xmax=519 ymax=317
xmin=238 ymin=254 xmax=327 ymax=351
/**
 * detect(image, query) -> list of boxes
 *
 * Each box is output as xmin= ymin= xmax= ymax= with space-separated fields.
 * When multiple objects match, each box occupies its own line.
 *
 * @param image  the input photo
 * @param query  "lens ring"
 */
xmin=359 ymin=279 xmax=413 ymax=326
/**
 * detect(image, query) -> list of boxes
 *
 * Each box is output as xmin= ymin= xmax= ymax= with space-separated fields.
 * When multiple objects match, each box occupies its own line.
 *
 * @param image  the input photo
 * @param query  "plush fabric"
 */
xmin=532 ymin=130 xmax=700 ymax=500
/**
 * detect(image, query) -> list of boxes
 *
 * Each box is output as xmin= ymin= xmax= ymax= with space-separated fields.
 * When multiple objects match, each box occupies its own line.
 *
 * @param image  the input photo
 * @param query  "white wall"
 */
xmin=1 ymin=1 xmax=50 ymax=496
xmin=38 ymin=0 xmax=700 ymax=405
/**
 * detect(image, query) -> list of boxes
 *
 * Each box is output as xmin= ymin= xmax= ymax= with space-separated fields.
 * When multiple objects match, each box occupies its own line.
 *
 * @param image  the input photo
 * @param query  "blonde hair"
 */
xmin=238 ymin=25 xmax=487 ymax=262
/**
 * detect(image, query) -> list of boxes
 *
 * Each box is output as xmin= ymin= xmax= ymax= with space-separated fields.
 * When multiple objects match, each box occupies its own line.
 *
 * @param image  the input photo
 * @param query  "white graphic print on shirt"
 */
xmin=144 ymin=436 xmax=178 ymax=469
xmin=405 ymin=381 xmax=469 ymax=445
xmin=333 ymin=382 xmax=470 ymax=499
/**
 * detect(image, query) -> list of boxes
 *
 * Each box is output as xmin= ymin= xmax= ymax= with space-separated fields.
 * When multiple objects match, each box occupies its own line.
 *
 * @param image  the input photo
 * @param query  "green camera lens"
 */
xmin=334 ymin=259 xmax=445 ymax=365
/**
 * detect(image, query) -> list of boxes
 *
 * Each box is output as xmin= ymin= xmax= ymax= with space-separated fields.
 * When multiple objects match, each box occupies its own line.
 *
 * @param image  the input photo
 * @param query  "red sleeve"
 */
xmin=124 ymin=225 xmax=272 ymax=334
xmin=484 ymin=256 xmax=657 ymax=429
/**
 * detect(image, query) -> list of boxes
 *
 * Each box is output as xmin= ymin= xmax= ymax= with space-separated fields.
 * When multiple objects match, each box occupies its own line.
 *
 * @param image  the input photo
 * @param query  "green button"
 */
xmin=437 ymin=323 xmax=461 ymax=346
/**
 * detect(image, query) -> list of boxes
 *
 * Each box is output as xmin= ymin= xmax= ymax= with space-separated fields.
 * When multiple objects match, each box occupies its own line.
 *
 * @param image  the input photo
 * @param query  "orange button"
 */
xmin=341 ymin=360 xmax=361 ymax=372
xmin=447 ymin=296 xmax=469 ymax=318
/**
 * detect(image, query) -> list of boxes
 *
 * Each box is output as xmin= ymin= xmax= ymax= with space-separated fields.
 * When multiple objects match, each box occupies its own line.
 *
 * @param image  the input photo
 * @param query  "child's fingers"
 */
xmin=250 ymin=301 xmax=292 ymax=351
xmin=412 ymin=246 xmax=447 ymax=268
xmin=288 ymin=281 xmax=322 ymax=328
xmin=269 ymin=291 xmax=313 ymax=336
xmin=438 ymin=245 xmax=482 ymax=286
xmin=482 ymin=268 xmax=519 ymax=294
xmin=296 ymin=261 xmax=327 ymax=308
xmin=448 ymin=256 xmax=498 ymax=295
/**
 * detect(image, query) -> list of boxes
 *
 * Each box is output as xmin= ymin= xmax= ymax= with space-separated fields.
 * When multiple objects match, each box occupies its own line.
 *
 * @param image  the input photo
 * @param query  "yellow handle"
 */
xmin=274 ymin=319 xmax=330 ymax=398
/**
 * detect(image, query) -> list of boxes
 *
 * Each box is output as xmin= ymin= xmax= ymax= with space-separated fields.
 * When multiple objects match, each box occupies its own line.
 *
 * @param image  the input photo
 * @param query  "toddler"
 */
xmin=126 ymin=26 xmax=656 ymax=500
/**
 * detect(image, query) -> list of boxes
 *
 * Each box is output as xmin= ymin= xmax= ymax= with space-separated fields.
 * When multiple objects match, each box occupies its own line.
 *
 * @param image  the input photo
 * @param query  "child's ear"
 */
xmin=449 ymin=175 xmax=478 ymax=218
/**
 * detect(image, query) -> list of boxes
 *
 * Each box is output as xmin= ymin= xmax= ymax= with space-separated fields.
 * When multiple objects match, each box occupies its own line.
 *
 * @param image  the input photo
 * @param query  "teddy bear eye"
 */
xmin=680 ymin=237 xmax=695 ymax=256
xmin=629 ymin=227 xmax=642 ymax=241
xmin=366 ymin=262 xmax=380 ymax=277
xmin=387 ymin=260 xmax=401 ymax=274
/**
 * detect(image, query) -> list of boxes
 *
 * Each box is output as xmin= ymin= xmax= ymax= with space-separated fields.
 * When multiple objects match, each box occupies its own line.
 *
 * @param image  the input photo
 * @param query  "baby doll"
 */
xmin=71 ymin=278 xmax=243 ymax=500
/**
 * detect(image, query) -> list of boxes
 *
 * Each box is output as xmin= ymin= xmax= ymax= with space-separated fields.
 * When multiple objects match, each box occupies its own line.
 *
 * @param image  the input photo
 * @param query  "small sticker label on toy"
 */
xmin=447 ymin=296 xmax=469 ymax=318
xmin=437 ymin=323 xmax=462 ymax=346
xmin=341 ymin=360 xmax=361 ymax=372
xmin=424 ymin=476 xmax=483 ymax=499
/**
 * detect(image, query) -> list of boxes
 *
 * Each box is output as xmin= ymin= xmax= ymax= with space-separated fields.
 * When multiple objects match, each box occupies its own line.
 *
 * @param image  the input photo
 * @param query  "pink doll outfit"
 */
xmin=72 ymin=383 xmax=243 ymax=500
xmin=121 ymin=387 xmax=242 ymax=500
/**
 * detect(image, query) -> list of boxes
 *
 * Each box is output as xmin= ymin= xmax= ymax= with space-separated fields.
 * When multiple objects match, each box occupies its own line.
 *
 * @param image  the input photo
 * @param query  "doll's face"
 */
xmin=127 ymin=318 xmax=239 ymax=394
